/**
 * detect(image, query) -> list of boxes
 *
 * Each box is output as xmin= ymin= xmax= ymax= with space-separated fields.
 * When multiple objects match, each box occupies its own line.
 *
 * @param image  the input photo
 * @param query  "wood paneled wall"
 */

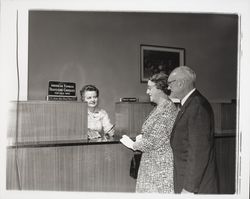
xmin=215 ymin=136 xmax=236 ymax=194
xmin=211 ymin=101 xmax=236 ymax=133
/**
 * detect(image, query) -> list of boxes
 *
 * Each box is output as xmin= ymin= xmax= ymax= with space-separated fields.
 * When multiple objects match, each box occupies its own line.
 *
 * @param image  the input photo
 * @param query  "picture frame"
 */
xmin=140 ymin=44 xmax=185 ymax=82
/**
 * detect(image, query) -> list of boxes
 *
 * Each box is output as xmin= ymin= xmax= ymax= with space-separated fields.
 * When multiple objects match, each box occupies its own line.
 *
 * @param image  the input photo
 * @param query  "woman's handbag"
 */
xmin=129 ymin=152 xmax=142 ymax=179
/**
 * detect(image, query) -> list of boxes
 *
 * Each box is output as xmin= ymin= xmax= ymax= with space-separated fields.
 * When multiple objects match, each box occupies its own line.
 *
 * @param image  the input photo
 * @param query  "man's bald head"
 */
xmin=168 ymin=66 xmax=196 ymax=100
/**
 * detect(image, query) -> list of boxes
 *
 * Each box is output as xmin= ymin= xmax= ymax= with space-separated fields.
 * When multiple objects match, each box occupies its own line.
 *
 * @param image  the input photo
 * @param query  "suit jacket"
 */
xmin=170 ymin=90 xmax=219 ymax=194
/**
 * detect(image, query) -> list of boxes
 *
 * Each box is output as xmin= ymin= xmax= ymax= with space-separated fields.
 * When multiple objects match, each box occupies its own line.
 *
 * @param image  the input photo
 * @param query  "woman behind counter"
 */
xmin=120 ymin=72 xmax=178 ymax=193
xmin=80 ymin=85 xmax=115 ymax=139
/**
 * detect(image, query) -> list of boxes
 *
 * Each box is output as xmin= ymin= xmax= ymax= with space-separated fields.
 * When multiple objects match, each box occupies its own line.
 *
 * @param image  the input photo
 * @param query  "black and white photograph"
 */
xmin=0 ymin=1 xmax=250 ymax=199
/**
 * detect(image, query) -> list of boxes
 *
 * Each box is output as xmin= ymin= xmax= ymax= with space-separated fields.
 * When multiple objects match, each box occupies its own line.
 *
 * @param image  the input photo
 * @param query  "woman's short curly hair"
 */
xmin=80 ymin=84 xmax=99 ymax=100
xmin=149 ymin=72 xmax=170 ymax=95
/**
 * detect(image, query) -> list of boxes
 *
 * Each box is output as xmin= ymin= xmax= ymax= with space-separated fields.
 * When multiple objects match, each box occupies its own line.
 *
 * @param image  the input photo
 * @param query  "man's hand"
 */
xmin=120 ymin=135 xmax=134 ymax=150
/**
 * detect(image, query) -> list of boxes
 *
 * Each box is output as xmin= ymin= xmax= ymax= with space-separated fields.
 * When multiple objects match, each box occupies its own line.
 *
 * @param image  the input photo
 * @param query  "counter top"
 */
xmin=8 ymin=135 xmax=123 ymax=148
xmin=214 ymin=129 xmax=236 ymax=138
xmin=8 ymin=130 xmax=236 ymax=148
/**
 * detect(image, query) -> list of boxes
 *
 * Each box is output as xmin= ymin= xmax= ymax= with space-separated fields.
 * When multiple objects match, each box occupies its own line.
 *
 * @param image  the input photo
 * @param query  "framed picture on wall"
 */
xmin=140 ymin=45 xmax=185 ymax=83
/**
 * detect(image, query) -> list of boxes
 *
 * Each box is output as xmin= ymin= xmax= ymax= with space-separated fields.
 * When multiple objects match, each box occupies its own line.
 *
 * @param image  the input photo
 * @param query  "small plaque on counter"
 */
xmin=46 ymin=96 xmax=77 ymax=101
xmin=120 ymin=97 xmax=138 ymax=102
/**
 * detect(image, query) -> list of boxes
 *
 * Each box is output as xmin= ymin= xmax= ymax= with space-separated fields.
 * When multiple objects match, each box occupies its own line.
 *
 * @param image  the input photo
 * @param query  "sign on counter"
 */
xmin=47 ymin=81 xmax=77 ymax=101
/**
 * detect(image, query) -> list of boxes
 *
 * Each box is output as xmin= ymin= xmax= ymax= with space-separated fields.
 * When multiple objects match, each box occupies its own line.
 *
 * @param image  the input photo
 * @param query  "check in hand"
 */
xmin=136 ymin=134 xmax=142 ymax=142
xmin=120 ymin=135 xmax=134 ymax=150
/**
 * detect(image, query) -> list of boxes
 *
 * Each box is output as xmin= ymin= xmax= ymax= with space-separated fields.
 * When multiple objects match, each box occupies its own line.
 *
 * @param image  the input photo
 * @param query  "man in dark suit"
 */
xmin=168 ymin=66 xmax=219 ymax=194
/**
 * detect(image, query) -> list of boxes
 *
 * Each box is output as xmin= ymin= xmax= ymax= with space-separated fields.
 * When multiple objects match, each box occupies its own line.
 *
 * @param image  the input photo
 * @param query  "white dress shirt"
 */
xmin=181 ymin=88 xmax=196 ymax=106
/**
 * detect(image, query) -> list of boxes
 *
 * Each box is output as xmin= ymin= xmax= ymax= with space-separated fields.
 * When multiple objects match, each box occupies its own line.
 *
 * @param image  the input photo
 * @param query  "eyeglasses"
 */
xmin=167 ymin=80 xmax=177 ymax=85
xmin=147 ymin=85 xmax=155 ymax=91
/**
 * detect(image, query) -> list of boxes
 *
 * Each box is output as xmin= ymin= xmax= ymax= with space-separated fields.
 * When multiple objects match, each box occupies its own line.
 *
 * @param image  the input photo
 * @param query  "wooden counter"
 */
xmin=7 ymin=101 xmax=88 ymax=144
xmin=7 ymin=136 xmax=136 ymax=192
xmin=6 ymin=101 xmax=136 ymax=192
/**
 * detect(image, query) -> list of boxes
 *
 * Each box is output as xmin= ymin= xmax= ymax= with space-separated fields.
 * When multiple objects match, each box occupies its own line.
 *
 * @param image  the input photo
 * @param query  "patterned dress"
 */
xmin=133 ymin=100 xmax=178 ymax=193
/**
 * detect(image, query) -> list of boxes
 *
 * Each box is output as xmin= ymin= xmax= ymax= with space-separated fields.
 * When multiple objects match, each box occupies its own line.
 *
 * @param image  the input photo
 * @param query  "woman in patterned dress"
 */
xmin=80 ymin=85 xmax=115 ymax=138
xmin=120 ymin=73 xmax=178 ymax=193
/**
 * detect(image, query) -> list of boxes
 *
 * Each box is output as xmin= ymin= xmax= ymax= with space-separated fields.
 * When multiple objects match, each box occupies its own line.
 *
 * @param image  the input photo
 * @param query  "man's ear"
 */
xmin=178 ymin=79 xmax=185 ymax=88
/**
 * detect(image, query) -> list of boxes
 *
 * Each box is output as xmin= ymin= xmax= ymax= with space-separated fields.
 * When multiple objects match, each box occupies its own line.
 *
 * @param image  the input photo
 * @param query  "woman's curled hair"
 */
xmin=80 ymin=84 xmax=99 ymax=100
xmin=149 ymin=72 xmax=170 ymax=95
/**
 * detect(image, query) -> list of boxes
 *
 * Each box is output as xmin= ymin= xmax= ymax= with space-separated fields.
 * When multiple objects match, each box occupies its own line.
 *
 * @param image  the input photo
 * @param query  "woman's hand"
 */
xmin=120 ymin=135 xmax=134 ymax=150
xmin=136 ymin=134 xmax=142 ymax=142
